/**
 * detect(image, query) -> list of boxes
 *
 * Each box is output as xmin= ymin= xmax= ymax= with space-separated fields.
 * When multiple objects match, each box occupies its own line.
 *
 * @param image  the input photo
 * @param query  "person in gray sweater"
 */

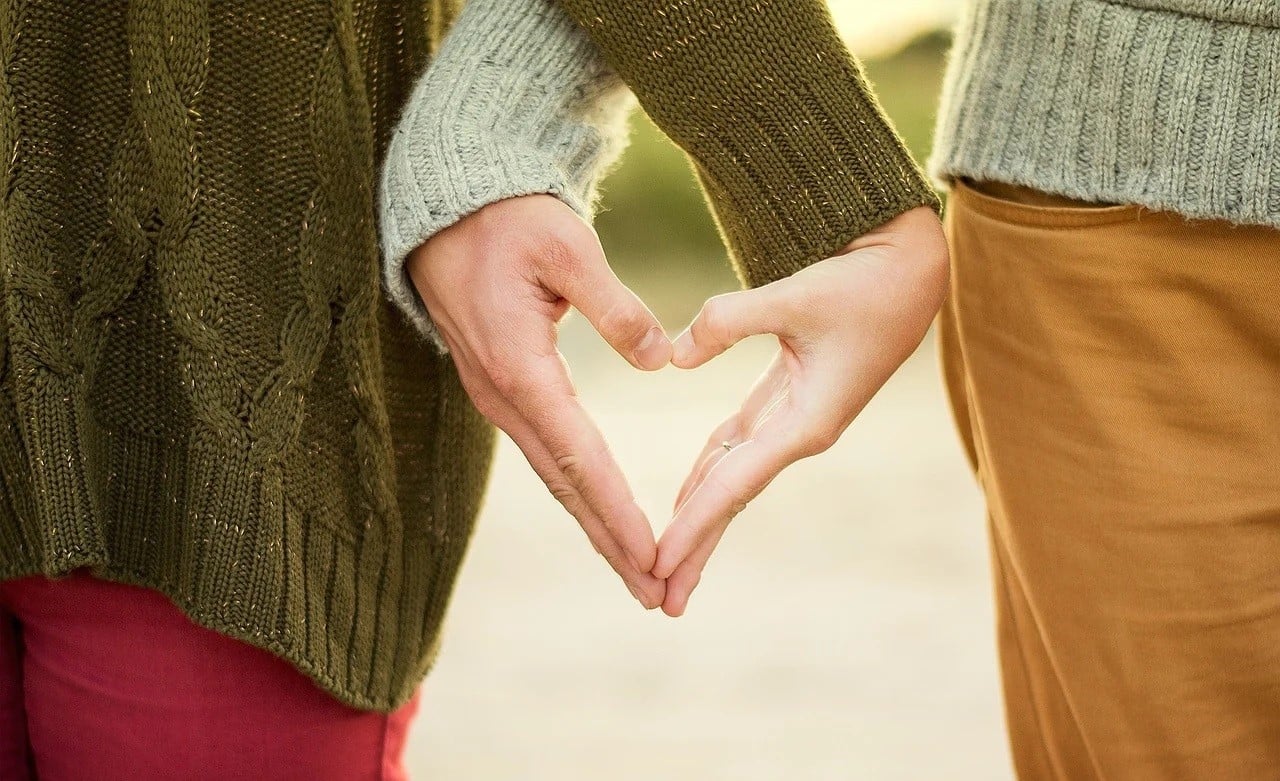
xmin=386 ymin=0 xmax=1278 ymax=777
xmin=928 ymin=2 xmax=1279 ymax=779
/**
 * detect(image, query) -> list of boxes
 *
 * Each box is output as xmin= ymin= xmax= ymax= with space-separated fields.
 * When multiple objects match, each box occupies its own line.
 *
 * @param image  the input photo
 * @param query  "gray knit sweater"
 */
xmin=378 ymin=0 xmax=631 ymax=351
xmin=931 ymin=0 xmax=1280 ymax=227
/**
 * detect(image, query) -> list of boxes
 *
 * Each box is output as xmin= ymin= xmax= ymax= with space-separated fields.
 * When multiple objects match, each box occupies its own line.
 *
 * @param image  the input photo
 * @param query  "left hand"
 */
xmin=652 ymin=206 xmax=950 ymax=616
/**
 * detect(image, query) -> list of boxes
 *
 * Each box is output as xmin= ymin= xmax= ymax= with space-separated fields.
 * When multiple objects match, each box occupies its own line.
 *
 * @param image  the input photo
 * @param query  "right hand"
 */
xmin=406 ymin=194 xmax=671 ymax=609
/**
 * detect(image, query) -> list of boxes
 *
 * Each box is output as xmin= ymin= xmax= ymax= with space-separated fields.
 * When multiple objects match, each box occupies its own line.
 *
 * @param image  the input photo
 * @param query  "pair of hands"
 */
xmin=406 ymin=195 xmax=948 ymax=617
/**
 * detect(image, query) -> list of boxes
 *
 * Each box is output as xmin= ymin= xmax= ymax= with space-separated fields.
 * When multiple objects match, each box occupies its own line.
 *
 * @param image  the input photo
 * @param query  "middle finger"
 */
xmin=501 ymin=396 xmax=666 ymax=608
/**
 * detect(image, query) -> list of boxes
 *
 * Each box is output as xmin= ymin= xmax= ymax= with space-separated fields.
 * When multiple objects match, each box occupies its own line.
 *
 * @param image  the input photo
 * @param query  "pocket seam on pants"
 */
xmin=951 ymin=178 xmax=1145 ymax=229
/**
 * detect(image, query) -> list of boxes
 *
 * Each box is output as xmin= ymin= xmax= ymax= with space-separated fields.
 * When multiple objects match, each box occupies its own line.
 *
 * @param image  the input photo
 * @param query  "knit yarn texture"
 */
xmin=379 ymin=0 xmax=634 ymax=352
xmin=932 ymin=0 xmax=1280 ymax=227
xmin=1 ymin=0 xmax=490 ymax=712
xmin=560 ymin=0 xmax=942 ymax=284
xmin=0 ymin=0 xmax=936 ymax=711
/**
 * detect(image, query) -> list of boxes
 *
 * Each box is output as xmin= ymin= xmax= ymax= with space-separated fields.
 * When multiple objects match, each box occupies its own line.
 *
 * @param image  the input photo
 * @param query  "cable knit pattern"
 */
xmin=0 ymin=1 xmax=492 ymax=712
xmin=379 ymin=0 xmax=634 ymax=352
xmin=0 ymin=0 xmax=935 ymax=712
xmin=931 ymin=0 xmax=1280 ymax=227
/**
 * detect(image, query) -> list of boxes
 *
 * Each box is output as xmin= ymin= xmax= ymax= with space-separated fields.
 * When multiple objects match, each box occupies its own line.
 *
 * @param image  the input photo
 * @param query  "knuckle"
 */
xmin=538 ymin=233 xmax=577 ymax=275
xmin=794 ymin=421 xmax=842 ymax=458
xmin=555 ymin=451 xmax=581 ymax=475
xmin=485 ymin=355 xmax=540 ymax=402
xmin=599 ymin=546 xmax=628 ymax=574
xmin=547 ymin=479 xmax=580 ymax=510
xmin=808 ymin=427 xmax=842 ymax=456
xmin=489 ymin=368 xmax=524 ymax=399
xmin=705 ymin=472 xmax=752 ymax=519
xmin=698 ymin=296 xmax=734 ymax=345
xmin=471 ymin=346 xmax=504 ymax=378
xmin=599 ymin=299 xmax=650 ymax=345
xmin=535 ymin=223 xmax=591 ymax=277
xmin=555 ymin=443 xmax=619 ymax=495
xmin=468 ymin=392 xmax=501 ymax=421
xmin=554 ymin=450 xmax=595 ymax=489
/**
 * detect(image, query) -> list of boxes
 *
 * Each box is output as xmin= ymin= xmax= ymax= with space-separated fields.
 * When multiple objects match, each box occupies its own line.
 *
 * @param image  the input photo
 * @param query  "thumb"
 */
xmin=673 ymin=285 xmax=787 ymax=369
xmin=546 ymin=231 xmax=671 ymax=371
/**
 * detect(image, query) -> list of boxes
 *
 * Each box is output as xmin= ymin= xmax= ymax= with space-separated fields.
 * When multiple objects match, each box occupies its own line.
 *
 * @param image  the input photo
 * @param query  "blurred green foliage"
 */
xmin=594 ymin=30 xmax=951 ymax=326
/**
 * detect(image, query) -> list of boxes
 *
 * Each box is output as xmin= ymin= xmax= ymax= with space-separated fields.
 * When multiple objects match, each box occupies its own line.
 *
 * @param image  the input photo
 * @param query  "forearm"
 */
xmin=378 ymin=0 xmax=635 ymax=350
xmin=555 ymin=0 xmax=940 ymax=288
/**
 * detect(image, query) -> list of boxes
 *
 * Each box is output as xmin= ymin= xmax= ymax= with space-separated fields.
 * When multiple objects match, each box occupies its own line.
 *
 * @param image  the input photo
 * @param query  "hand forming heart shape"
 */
xmin=408 ymin=195 xmax=948 ymax=617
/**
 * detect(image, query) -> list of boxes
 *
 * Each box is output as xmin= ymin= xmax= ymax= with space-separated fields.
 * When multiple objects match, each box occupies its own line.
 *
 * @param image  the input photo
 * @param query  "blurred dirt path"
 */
xmin=403 ymin=319 xmax=1013 ymax=780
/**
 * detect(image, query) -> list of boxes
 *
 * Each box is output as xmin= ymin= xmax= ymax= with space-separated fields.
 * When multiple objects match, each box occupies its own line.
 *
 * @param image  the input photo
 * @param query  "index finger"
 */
xmin=653 ymin=425 xmax=801 ymax=579
xmin=502 ymin=407 xmax=666 ymax=608
xmin=511 ymin=355 xmax=658 ymax=574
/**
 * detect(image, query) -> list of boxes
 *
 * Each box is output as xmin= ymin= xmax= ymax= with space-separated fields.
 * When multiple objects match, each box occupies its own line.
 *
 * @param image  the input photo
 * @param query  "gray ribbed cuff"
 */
xmin=929 ymin=0 xmax=1280 ymax=228
xmin=377 ymin=0 xmax=634 ymax=352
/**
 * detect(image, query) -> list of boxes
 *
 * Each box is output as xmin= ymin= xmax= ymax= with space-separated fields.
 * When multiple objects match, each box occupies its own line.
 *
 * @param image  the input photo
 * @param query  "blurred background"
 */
xmin=407 ymin=2 xmax=1015 ymax=778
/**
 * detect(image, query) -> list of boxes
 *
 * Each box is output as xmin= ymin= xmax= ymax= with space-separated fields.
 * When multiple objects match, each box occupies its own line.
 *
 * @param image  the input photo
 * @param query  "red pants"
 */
xmin=0 ymin=568 xmax=419 ymax=780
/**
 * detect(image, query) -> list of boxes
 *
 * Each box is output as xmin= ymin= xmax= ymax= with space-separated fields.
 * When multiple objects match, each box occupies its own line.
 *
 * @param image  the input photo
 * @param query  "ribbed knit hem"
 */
xmin=0 ymin=363 xmax=495 ymax=713
xmin=930 ymin=0 xmax=1280 ymax=228
xmin=562 ymin=0 xmax=941 ymax=289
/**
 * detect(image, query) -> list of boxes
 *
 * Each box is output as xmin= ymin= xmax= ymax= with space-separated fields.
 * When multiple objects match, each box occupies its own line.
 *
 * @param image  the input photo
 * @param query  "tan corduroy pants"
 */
xmin=939 ymin=178 xmax=1280 ymax=780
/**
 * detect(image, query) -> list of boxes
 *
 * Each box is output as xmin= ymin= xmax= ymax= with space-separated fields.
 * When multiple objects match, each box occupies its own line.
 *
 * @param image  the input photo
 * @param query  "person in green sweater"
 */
xmin=0 ymin=0 xmax=944 ymax=776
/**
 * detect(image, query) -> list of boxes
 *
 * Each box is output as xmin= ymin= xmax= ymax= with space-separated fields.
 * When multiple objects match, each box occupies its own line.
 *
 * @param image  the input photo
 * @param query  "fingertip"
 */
xmin=663 ymin=581 xmax=695 ymax=617
xmin=628 ymin=577 xmax=665 ymax=610
xmin=654 ymin=525 xmax=694 ymax=579
xmin=631 ymin=544 xmax=658 ymax=576
xmin=647 ymin=584 xmax=667 ymax=610
xmin=632 ymin=326 xmax=672 ymax=371
xmin=644 ymin=577 xmax=667 ymax=610
xmin=670 ymin=330 xmax=695 ymax=368
xmin=663 ymin=559 xmax=704 ymax=617
xmin=651 ymin=553 xmax=677 ymax=580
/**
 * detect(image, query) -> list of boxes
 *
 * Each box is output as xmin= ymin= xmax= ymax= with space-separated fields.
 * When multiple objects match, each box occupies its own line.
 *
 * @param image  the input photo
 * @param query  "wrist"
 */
xmin=377 ymin=0 xmax=634 ymax=350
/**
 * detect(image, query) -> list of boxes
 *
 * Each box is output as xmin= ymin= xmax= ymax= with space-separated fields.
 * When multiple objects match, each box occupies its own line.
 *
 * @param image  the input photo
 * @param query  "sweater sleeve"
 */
xmin=554 ymin=0 xmax=941 ymax=289
xmin=377 ymin=0 xmax=635 ymax=352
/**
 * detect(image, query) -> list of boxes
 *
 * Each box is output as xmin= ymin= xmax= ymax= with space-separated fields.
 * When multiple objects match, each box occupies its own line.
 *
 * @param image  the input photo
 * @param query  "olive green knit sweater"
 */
xmin=0 ymin=0 xmax=936 ymax=711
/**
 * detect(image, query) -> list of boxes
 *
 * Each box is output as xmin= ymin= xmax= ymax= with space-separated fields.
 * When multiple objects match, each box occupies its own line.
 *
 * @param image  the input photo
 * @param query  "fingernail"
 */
xmin=633 ymin=326 xmax=669 ymax=369
xmin=672 ymin=331 xmax=694 ymax=365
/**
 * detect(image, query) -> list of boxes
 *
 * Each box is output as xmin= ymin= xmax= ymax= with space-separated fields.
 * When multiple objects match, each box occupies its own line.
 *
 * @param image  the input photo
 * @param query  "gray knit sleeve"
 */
xmin=377 ymin=0 xmax=636 ymax=352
